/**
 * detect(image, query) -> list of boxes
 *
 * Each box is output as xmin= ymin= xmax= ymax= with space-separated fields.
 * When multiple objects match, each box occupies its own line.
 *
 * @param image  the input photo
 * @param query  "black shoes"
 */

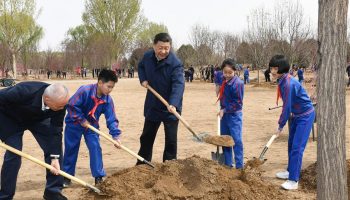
xmin=62 ymin=178 xmax=71 ymax=188
xmin=43 ymin=190 xmax=68 ymax=200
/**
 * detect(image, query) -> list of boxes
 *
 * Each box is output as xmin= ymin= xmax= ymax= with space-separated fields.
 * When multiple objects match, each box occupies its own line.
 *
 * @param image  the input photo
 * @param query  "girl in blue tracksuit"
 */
xmin=218 ymin=58 xmax=244 ymax=169
xmin=62 ymin=69 xmax=121 ymax=186
xmin=269 ymin=55 xmax=315 ymax=190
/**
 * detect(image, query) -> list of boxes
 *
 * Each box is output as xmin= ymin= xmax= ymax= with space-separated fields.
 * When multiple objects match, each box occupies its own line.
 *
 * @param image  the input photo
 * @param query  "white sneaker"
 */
xmin=276 ymin=171 xmax=289 ymax=179
xmin=281 ymin=180 xmax=298 ymax=190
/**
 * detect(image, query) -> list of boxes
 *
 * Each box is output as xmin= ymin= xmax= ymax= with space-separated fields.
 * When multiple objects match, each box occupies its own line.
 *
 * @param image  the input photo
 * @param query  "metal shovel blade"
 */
xmin=211 ymin=151 xmax=225 ymax=165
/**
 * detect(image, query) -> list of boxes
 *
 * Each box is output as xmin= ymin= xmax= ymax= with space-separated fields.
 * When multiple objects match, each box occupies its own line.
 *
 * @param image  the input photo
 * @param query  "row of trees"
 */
xmin=0 ymin=0 xmax=168 ymax=78
xmin=177 ymin=0 xmax=318 ymax=75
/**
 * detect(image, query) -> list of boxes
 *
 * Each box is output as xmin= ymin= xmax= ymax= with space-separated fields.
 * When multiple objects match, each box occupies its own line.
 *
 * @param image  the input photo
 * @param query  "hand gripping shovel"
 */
xmin=87 ymin=125 xmax=155 ymax=168
xmin=0 ymin=142 xmax=101 ymax=194
xmin=211 ymin=105 xmax=225 ymax=164
xmin=146 ymin=85 xmax=234 ymax=147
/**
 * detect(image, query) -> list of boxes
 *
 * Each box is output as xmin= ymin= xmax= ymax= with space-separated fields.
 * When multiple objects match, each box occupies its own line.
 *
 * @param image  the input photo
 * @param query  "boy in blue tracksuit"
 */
xmin=62 ymin=69 xmax=121 ymax=187
xmin=218 ymin=58 xmax=244 ymax=169
xmin=270 ymin=55 xmax=315 ymax=190
xmin=244 ymin=66 xmax=250 ymax=84
xmin=297 ymin=67 xmax=304 ymax=84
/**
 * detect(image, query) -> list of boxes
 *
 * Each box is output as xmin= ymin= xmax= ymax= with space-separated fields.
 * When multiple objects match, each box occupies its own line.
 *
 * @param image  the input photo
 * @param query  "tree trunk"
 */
xmin=317 ymin=0 xmax=348 ymax=199
xmin=12 ymin=53 xmax=17 ymax=79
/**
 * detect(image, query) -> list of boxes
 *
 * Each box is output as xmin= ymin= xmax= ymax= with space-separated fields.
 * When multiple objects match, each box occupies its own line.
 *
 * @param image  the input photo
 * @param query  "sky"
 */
xmin=36 ymin=0 xmax=319 ymax=51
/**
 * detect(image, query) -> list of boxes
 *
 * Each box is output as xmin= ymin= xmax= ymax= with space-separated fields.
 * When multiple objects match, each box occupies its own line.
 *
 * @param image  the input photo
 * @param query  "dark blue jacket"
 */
xmin=220 ymin=76 xmax=244 ymax=113
xmin=277 ymin=74 xmax=314 ymax=130
xmin=244 ymin=69 xmax=249 ymax=76
xmin=297 ymin=69 xmax=304 ymax=80
xmin=214 ymin=70 xmax=223 ymax=86
xmin=138 ymin=50 xmax=185 ymax=121
xmin=0 ymin=81 xmax=66 ymax=155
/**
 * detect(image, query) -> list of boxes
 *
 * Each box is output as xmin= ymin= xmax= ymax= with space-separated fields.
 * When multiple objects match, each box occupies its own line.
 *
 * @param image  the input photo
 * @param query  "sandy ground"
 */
xmin=0 ymin=72 xmax=349 ymax=200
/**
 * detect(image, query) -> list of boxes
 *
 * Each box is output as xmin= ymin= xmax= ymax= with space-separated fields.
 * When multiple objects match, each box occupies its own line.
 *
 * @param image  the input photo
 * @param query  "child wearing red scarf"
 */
xmin=270 ymin=55 xmax=314 ymax=190
xmin=63 ymin=69 xmax=121 ymax=187
xmin=218 ymin=58 xmax=244 ymax=169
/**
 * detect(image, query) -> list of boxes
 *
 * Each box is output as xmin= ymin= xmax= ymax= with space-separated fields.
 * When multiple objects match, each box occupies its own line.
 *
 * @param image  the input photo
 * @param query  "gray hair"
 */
xmin=43 ymin=83 xmax=69 ymax=101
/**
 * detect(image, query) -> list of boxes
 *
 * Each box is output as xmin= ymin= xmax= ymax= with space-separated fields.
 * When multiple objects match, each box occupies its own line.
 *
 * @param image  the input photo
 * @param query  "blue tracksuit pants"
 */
xmin=63 ymin=124 xmax=106 ymax=178
xmin=287 ymin=111 xmax=315 ymax=181
xmin=221 ymin=112 xmax=243 ymax=169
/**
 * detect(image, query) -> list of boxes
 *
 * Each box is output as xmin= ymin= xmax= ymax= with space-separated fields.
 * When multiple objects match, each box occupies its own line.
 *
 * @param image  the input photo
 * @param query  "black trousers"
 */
xmin=0 ymin=116 xmax=63 ymax=200
xmin=137 ymin=119 xmax=179 ymax=164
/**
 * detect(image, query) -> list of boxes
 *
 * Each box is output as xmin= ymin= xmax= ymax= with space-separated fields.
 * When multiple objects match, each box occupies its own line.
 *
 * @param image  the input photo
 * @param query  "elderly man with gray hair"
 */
xmin=0 ymin=81 xmax=69 ymax=200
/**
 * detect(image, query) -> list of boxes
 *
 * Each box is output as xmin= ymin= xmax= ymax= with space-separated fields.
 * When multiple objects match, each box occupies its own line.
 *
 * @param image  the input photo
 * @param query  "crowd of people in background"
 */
xmin=2 ymin=61 xmax=350 ymax=88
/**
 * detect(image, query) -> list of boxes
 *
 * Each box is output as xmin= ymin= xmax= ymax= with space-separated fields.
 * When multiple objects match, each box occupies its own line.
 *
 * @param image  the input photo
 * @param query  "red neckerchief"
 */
xmin=88 ymin=96 xmax=105 ymax=120
xmin=276 ymin=74 xmax=289 ymax=105
xmin=217 ymin=79 xmax=227 ymax=103
xmin=276 ymin=85 xmax=281 ymax=106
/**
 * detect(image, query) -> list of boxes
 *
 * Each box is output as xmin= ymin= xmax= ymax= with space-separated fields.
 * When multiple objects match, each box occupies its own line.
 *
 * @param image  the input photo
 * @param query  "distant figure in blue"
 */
xmin=217 ymin=58 xmax=244 ymax=169
xmin=297 ymin=67 xmax=304 ymax=84
xmin=214 ymin=66 xmax=223 ymax=96
xmin=243 ymin=66 xmax=250 ymax=84
xmin=346 ymin=64 xmax=350 ymax=87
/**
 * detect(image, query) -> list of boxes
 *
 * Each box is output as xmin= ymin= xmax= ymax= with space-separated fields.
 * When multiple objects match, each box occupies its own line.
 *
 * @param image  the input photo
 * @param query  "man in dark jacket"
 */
xmin=0 ymin=82 xmax=69 ymax=200
xmin=137 ymin=33 xmax=185 ymax=163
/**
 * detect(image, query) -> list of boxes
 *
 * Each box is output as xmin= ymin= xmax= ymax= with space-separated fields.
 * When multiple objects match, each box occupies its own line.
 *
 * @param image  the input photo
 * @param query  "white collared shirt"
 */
xmin=42 ymin=97 xmax=50 ymax=111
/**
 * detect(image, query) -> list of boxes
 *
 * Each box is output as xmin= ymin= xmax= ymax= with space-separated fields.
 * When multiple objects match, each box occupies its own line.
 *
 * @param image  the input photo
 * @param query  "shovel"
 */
xmin=211 ymin=105 xmax=225 ymax=164
xmin=246 ymin=134 xmax=277 ymax=168
xmin=146 ymin=85 xmax=234 ymax=147
xmin=258 ymin=134 xmax=278 ymax=160
xmin=87 ymin=125 xmax=155 ymax=168
xmin=0 ymin=142 xmax=101 ymax=194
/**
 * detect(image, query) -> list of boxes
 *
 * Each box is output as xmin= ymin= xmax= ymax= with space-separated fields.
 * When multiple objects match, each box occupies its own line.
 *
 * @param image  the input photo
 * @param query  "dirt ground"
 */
xmin=1 ymin=71 xmax=350 ymax=200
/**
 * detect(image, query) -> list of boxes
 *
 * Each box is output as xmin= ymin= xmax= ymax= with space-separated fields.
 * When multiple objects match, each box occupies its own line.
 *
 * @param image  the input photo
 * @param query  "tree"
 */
xmin=245 ymin=7 xmax=275 ymax=74
xmin=66 ymin=25 xmax=89 ymax=68
xmin=222 ymin=33 xmax=240 ymax=59
xmin=83 ymin=0 xmax=142 ymax=66
xmin=136 ymin=21 xmax=168 ymax=48
xmin=128 ymin=46 xmax=149 ymax=70
xmin=273 ymin=0 xmax=313 ymax=64
xmin=0 ymin=42 xmax=10 ymax=76
xmin=176 ymin=44 xmax=196 ymax=67
xmin=317 ymin=0 xmax=348 ymax=199
xmin=0 ymin=0 xmax=43 ymax=78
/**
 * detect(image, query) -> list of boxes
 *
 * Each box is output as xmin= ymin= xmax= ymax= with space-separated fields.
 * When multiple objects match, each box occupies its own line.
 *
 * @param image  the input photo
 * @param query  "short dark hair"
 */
xmin=98 ymin=69 xmax=118 ymax=83
xmin=269 ymin=55 xmax=290 ymax=74
xmin=221 ymin=58 xmax=236 ymax=70
xmin=153 ymin=33 xmax=172 ymax=44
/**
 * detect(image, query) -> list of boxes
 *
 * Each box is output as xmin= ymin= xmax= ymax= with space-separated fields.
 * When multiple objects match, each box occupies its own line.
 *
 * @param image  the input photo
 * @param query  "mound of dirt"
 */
xmin=203 ymin=135 xmax=234 ymax=147
xmin=82 ymin=155 xmax=286 ymax=200
xmin=300 ymin=160 xmax=350 ymax=191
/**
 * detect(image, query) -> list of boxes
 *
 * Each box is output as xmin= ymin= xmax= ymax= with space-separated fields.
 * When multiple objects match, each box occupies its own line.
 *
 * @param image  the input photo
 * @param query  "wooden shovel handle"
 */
xmin=266 ymin=134 xmax=277 ymax=148
xmin=146 ymin=85 xmax=200 ymax=140
xmin=0 ymin=142 xmax=100 ymax=193
xmin=87 ymin=125 xmax=154 ymax=167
